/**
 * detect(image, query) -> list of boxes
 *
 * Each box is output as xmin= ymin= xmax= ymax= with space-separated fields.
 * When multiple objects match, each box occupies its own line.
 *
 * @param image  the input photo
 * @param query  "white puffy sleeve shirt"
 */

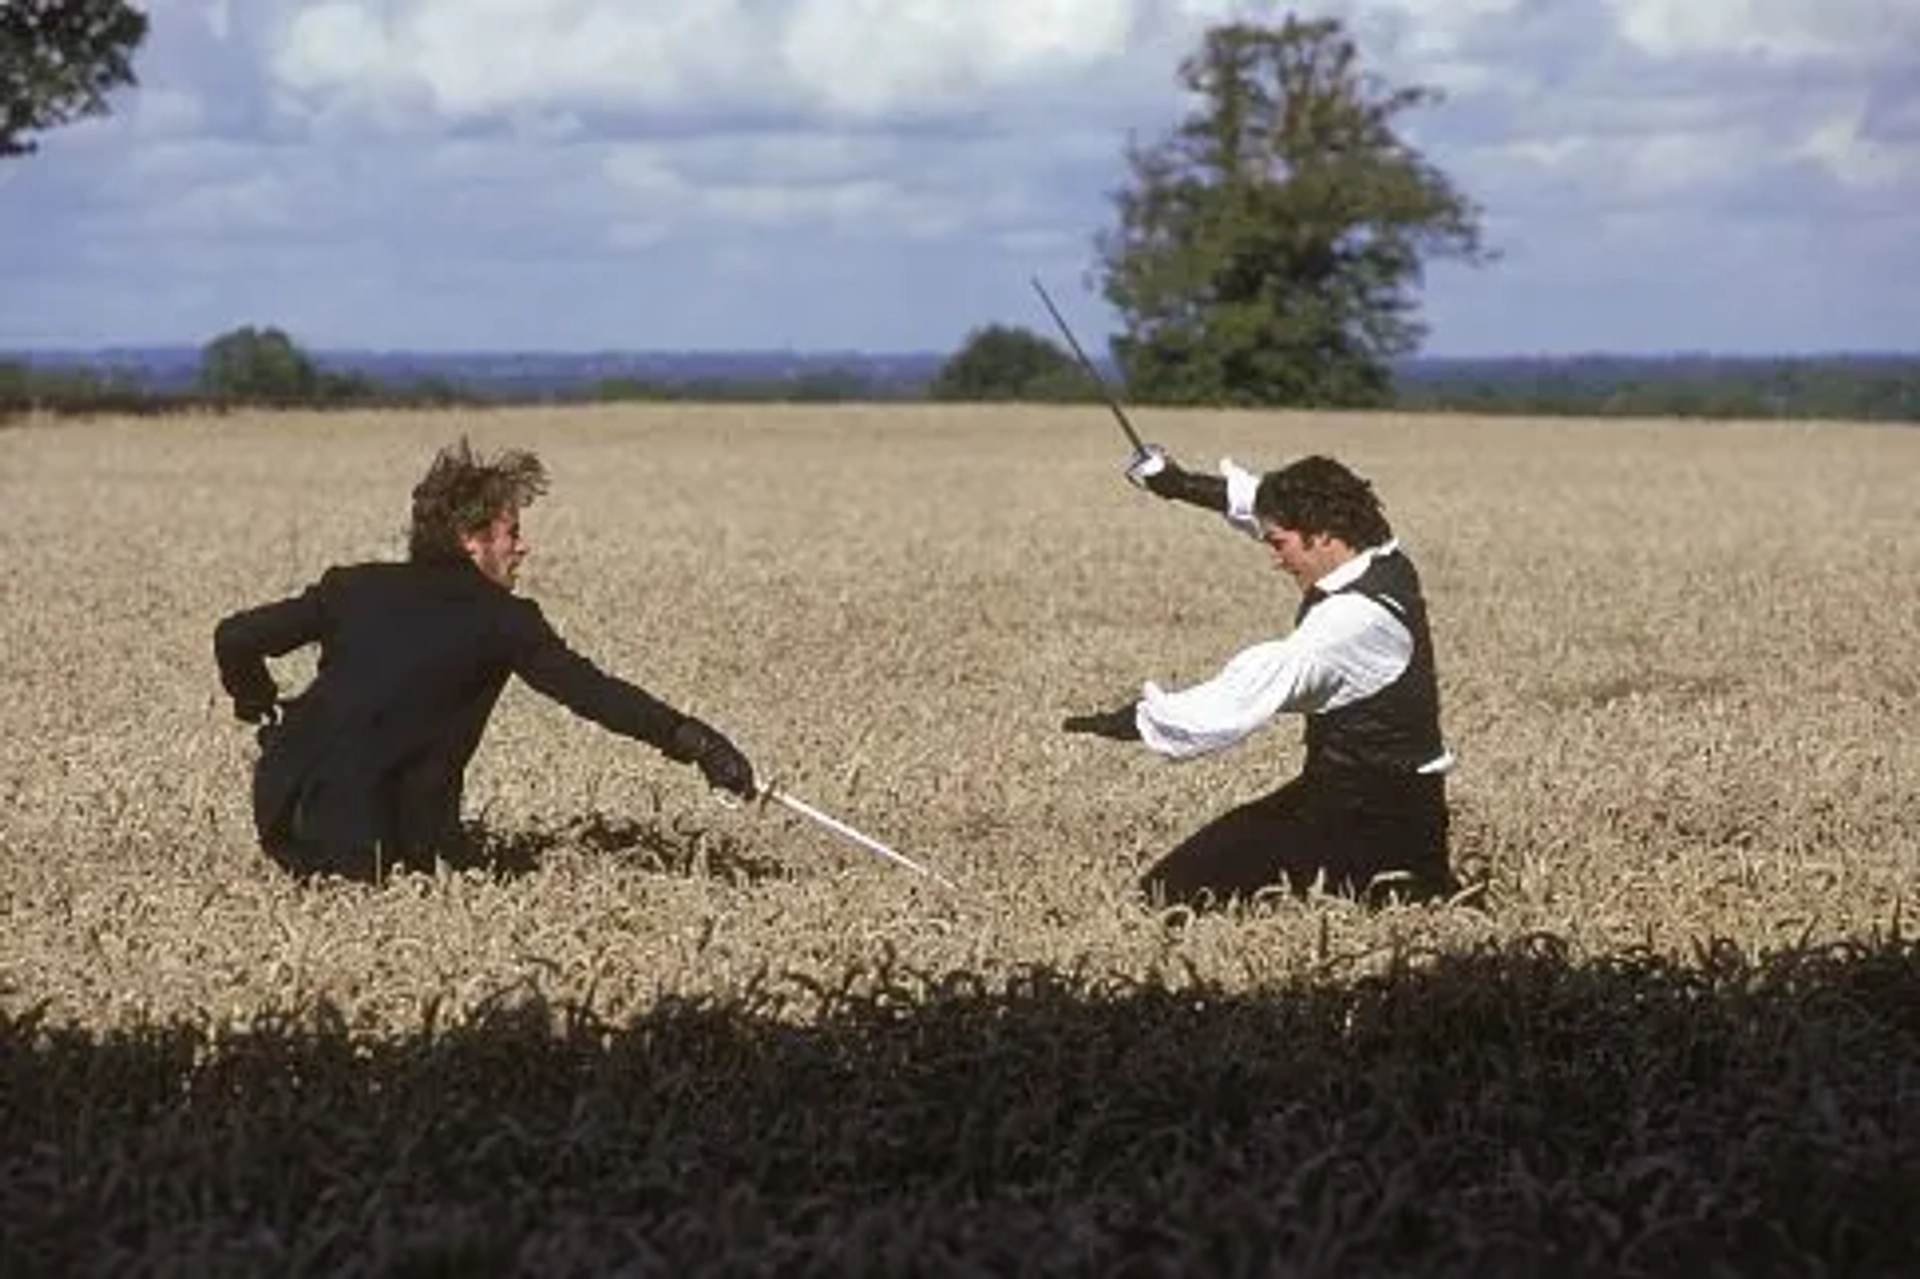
xmin=1133 ymin=464 xmax=1451 ymax=773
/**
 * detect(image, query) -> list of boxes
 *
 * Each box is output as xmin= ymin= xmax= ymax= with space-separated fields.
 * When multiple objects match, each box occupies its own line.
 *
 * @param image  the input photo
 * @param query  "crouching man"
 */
xmin=1065 ymin=451 xmax=1460 ymax=910
xmin=214 ymin=437 xmax=755 ymax=881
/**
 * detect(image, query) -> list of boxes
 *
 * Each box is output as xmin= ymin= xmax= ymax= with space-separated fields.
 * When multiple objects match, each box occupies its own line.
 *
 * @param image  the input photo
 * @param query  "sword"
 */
xmin=757 ymin=782 xmax=962 ymax=893
xmin=1029 ymin=275 xmax=1147 ymax=455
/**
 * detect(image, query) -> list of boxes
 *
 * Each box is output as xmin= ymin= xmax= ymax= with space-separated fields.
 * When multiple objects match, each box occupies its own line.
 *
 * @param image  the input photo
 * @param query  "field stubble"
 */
xmin=2 ymin=405 xmax=1915 ymax=1273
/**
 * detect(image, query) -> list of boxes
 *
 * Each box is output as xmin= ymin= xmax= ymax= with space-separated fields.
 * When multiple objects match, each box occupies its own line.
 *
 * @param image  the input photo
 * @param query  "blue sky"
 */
xmin=1 ymin=0 xmax=1915 ymax=357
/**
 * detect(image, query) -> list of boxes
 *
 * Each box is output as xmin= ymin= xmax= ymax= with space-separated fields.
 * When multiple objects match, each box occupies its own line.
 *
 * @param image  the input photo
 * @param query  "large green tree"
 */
xmin=1098 ymin=17 xmax=1492 ymax=408
xmin=1 ymin=0 xmax=150 ymax=158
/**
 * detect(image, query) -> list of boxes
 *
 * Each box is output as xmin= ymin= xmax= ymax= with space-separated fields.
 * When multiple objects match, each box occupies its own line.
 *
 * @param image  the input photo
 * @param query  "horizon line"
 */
xmin=4 ymin=344 xmax=1917 ymax=363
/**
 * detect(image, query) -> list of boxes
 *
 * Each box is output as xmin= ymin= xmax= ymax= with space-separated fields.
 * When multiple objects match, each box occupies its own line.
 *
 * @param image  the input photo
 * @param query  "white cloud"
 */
xmin=779 ymin=0 xmax=1139 ymax=114
xmin=707 ymin=180 xmax=890 ymax=227
xmin=1799 ymin=112 xmax=1920 ymax=190
xmin=4 ymin=0 xmax=1917 ymax=354
xmin=254 ymin=0 xmax=1920 ymax=208
xmin=602 ymin=134 xmax=1042 ymax=241
xmin=1613 ymin=0 xmax=1920 ymax=63
xmin=271 ymin=0 xmax=1148 ymax=124
xmin=1485 ymin=122 xmax=1779 ymax=201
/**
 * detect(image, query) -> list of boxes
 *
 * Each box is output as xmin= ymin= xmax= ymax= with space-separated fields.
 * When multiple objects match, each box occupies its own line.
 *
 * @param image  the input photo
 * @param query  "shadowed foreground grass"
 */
xmin=6 ymin=935 xmax=1916 ymax=1277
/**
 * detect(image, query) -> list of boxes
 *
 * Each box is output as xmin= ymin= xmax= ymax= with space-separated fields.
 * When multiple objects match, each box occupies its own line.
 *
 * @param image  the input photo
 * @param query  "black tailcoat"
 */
xmin=214 ymin=558 xmax=687 ymax=869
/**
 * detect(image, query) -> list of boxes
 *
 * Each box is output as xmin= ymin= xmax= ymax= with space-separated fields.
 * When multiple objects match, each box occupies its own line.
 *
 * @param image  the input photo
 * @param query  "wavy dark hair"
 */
xmin=407 ymin=437 xmax=550 ymax=562
xmin=1254 ymin=455 xmax=1393 ymax=547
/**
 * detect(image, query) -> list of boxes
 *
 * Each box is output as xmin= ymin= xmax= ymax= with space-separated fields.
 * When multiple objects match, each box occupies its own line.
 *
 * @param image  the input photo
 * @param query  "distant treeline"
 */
xmin=0 ymin=352 xmax=897 ymax=422
xmin=0 ymin=364 xmax=892 ymax=419
xmin=1393 ymin=355 xmax=1920 ymax=422
xmin=4 ymin=346 xmax=1916 ymax=424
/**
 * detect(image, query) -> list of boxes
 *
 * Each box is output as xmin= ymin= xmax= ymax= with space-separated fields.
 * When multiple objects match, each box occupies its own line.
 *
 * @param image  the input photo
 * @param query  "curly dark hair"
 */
xmin=1253 ymin=455 xmax=1393 ymax=547
xmin=408 ymin=437 xmax=550 ymax=562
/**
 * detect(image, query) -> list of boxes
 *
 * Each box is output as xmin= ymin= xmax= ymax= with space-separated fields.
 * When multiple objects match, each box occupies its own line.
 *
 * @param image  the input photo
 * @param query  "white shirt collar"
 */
xmin=1314 ymin=539 xmax=1399 ymax=593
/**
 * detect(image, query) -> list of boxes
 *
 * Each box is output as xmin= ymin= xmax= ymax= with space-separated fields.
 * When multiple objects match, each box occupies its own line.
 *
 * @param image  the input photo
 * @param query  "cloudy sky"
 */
xmin=1 ymin=0 xmax=1914 ymax=357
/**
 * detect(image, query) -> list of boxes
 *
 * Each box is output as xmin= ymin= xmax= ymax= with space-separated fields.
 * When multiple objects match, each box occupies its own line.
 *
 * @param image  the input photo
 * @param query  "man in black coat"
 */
xmin=214 ymin=437 xmax=757 ymax=881
xmin=1063 ymin=450 xmax=1459 ymax=910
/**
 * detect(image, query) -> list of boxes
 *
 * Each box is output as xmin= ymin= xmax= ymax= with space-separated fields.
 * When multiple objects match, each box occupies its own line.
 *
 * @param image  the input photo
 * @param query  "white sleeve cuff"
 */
xmin=1221 ymin=458 xmax=1262 ymax=538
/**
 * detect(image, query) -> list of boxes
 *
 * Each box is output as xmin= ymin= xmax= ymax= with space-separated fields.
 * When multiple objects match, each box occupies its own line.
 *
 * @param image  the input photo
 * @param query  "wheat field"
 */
xmin=3 ymin=404 xmax=1916 ymax=1274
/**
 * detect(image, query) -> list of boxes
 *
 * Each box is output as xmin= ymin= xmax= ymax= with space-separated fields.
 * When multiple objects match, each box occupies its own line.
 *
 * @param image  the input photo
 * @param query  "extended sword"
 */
xmin=757 ymin=782 xmax=962 ymax=893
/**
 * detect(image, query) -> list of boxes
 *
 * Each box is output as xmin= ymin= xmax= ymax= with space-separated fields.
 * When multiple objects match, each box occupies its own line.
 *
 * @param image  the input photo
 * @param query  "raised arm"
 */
xmin=1128 ymin=447 xmax=1265 ymax=537
xmin=1128 ymin=446 xmax=1227 ymax=512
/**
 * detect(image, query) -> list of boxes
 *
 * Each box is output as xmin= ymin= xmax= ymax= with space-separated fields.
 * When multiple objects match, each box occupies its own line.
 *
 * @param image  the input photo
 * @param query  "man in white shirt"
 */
xmin=1063 ymin=451 xmax=1459 ymax=910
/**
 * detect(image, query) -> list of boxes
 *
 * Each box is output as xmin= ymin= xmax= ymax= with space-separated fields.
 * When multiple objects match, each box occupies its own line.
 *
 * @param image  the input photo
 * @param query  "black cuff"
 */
xmin=1063 ymin=705 xmax=1141 ymax=741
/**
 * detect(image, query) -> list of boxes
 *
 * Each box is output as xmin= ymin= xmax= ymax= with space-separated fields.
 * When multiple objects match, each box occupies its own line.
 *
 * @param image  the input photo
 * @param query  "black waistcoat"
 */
xmin=1296 ymin=548 xmax=1444 ymax=777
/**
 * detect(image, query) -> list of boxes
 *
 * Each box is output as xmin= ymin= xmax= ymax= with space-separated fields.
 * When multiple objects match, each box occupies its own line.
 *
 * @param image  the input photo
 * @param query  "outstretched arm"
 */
xmin=506 ymin=602 xmax=757 ymax=797
xmin=510 ymin=622 xmax=685 ymax=748
xmin=1137 ymin=595 xmax=1414 ymax=759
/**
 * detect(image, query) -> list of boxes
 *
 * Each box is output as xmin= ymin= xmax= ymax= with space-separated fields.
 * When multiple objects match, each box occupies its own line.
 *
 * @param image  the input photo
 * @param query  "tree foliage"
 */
xmin=930 ymin=324 xmax=1093 ymax=402
xmin=1098 ymin=17 xmax=1493 ymax=408
xmin=1 ymin=0 xmax=150 ymax=158
xmin=198 ymin=326 xmax=323 ymax=403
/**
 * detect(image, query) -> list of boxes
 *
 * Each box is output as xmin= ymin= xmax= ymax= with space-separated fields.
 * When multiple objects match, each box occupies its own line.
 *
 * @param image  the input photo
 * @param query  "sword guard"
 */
xmin=1125 ymin=443 xmax=1169 ymax=488
xmin=711 ymin=775 xmax=773 ymax=812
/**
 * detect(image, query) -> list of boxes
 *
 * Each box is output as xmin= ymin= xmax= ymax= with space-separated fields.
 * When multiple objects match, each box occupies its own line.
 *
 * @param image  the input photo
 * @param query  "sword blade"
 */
xmin=761 ymin=785 xmax=959 ymax=891
xmin=1029 ymin=275 xmax=1146 ymax=453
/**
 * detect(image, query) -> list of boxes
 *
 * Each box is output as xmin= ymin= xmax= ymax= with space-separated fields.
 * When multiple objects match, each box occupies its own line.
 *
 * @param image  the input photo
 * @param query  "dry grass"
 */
xmin=2 ymin=404 xmax=1916 ymax=1274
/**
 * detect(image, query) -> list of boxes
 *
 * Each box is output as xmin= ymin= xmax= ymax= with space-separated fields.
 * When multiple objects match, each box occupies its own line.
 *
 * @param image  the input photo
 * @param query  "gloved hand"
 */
xmin=1061 ymin=703 xmax=1141 ymax=741
xmin=233 ymin=692 xmax=280 ymax=726
xmin=1125 ymin=444 xmax=1188 ymax=499
xmin=668 ymin=717 xmax=758 ymax=799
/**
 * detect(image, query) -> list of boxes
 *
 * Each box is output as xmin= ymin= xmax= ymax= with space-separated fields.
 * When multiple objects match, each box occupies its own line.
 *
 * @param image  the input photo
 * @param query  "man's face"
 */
xmin=462 ymin=508 xmax=526 ymax=589
xmin=1260 ymin=523 xmax=1350 ymax=591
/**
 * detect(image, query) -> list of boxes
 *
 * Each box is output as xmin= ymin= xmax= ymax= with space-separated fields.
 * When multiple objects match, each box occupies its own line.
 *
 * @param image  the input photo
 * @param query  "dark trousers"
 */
xmin=1139 ymin=770 xmax=1454 ymax=910
xmin=257 ymin=751 xmax=475 ymax=883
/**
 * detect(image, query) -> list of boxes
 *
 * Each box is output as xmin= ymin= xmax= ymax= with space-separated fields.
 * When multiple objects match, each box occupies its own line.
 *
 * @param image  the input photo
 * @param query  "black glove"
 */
xmin=232 ymin=692 xmax=280 ymax=726
xmin=667 ymin=717 xmax=758 ymax=799
xmin=1062 ymin=703 xmax=1141 ymax=741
